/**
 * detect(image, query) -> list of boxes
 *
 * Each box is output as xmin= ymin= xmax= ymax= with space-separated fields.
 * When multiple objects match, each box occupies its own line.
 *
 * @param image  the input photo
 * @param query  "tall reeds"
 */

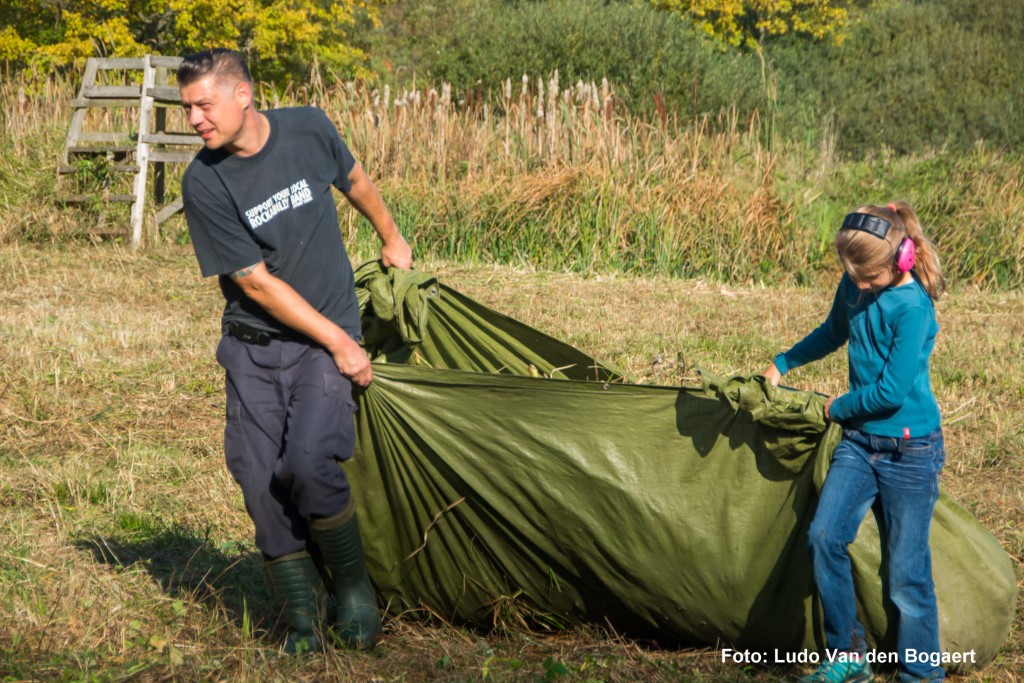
xmin=286 ymin=74 xmax=800 ymax=281
xmin=2 ymin=73 xmax=1022 ymax=287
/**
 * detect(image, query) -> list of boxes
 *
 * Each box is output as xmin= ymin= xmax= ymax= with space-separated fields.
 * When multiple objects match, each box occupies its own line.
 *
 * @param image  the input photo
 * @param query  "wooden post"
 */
xmin=62 ymin=61 xmax=98 ymax=165
xmin=154 ymin=107 xmax=167 ymax=205
xmin=130 ymin=55 xmax=155 ymax=249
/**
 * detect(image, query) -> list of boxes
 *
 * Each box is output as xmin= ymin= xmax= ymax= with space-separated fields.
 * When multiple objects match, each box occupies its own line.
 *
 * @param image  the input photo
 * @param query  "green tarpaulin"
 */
xmin=348 ymin=262 xmax=1016 ymax=670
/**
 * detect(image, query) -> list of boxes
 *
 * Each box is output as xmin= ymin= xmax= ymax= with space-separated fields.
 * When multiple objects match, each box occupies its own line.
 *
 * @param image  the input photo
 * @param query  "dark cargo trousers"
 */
xmin=216 ymin=334 xmax=358 ymax=559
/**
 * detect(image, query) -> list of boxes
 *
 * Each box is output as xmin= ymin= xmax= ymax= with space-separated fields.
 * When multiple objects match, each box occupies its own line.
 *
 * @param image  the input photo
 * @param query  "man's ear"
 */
xmin=235 ymin=80 xmax=253 ymax=110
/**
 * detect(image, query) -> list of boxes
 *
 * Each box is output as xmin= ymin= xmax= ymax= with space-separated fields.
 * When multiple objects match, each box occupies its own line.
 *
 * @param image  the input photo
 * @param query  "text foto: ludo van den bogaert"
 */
xmin=720 ymin=648 xmax=977 ymax=666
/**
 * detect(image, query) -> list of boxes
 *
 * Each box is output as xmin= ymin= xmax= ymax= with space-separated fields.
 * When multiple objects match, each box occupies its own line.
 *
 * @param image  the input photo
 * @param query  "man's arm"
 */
xmin=230 ymin=262 xmax=373 ymax=386
xmin=343 ymin=163 xmax=413 ymax=270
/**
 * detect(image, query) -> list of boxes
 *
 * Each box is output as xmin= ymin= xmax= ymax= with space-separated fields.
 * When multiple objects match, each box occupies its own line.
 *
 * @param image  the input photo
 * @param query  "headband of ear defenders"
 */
xmin=841 ymin=212 xmax=892 ymax=240
xmin=840 ymin=211 xmax=917 ymax=273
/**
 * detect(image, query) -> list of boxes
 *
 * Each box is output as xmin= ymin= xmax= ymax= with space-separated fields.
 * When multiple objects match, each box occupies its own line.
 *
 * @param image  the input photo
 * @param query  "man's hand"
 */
xmin=329 ymin=333 xmax=373 ymax=387
xmin=761 ymin=362 xmax=782 ymax=387
xmin=824 ymin=396 xmax=835 ymax=421
xmin=230 ymin=261 xmax=375 ymax=386
xmin=381 ymin=234 xmax=413 ymax=270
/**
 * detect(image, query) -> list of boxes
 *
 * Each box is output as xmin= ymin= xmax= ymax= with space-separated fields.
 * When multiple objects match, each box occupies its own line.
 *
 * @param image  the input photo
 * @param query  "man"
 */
xmin=177 ymin=48 xmax=412 ymax=653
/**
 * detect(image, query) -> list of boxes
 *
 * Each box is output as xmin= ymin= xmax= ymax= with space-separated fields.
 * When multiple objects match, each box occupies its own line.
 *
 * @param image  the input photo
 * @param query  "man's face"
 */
xmin=180 ymin=74 xmax=249 ymax=152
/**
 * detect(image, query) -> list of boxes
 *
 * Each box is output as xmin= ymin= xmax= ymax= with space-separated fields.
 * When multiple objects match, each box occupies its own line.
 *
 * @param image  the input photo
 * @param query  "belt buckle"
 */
xmin=230 ymin=321 xmax=271 ymax=346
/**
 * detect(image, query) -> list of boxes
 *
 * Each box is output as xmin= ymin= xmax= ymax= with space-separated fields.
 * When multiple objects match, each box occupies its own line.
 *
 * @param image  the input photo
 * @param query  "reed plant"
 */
xmin=299 ymin=74 xmax=814 ymax=282
xmin=2 ymin=72 xmax=1023 ymax=288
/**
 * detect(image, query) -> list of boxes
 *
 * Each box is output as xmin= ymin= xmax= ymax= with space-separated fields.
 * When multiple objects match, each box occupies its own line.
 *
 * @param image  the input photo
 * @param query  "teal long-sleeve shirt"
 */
xmin=774 ymin=273 xmax=940 ymax=438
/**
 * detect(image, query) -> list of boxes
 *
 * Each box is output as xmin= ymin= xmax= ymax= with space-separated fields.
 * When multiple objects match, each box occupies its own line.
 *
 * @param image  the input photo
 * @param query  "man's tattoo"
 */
xmin=230 ymin=264 xmax=259 ymax=280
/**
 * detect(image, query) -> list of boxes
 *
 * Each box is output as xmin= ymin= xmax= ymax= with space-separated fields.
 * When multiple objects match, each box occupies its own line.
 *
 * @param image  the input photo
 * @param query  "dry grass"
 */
xmin=5 ymin=74 xmax=1024 ymax=286
xmin=0 ymin=74 xmax=827 ymax=283
xmin=318 ymin=78 xmax=796 ymax=280
xmin=0 ymin=244 xmax=1020 ymax=681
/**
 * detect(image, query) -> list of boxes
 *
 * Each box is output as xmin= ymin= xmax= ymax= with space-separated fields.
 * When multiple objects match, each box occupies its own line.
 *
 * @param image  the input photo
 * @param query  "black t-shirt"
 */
xmin=182 ymin=106 xmax=361 ymax=337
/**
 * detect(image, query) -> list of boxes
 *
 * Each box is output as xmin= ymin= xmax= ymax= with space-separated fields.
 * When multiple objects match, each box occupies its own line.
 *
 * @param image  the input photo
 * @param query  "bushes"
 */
xmin=768 ymin=0 xmax=1024 ymax=155
xmin=373 ymin=0 xmax=1024 ymax=156
xmin=3 ymin=72 xmax=1022 ymax=288
xmin=374 ymin=0 xmax=766 ymax=118
xmin=5 ymin=1 xmax=1021 ymax=286
xmin=9 ymin=0 xmax=1018 ymax=155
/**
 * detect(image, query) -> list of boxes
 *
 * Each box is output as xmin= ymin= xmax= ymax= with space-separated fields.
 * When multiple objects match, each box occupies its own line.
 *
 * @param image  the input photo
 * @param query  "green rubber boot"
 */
xmin=265 ymin=551 xmax=323 ymax=654
xmin=310 ymin=498 xmax=382 ymax=649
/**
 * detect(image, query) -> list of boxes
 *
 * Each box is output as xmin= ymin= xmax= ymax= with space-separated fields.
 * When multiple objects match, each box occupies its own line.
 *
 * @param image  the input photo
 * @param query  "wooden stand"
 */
xmin=58 ymin=55 xmax=202 ymax=248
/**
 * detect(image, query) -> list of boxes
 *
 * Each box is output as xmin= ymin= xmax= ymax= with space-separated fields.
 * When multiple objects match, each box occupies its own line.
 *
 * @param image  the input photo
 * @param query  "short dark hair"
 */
xmin=177 ymin=48 xmax=252 ymax=88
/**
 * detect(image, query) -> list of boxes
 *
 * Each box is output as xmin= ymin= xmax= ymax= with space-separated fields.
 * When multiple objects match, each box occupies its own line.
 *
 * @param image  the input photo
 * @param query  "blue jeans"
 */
xmin=808 ymin=427 xmax=945 ymax=682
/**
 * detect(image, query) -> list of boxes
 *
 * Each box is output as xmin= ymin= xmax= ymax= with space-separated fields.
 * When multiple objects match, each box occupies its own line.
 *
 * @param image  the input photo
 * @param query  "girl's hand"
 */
xmin=761 ymin=362 xmax=782 ymax=387
xmin=824 ymin=396 xmax=835 ymax=421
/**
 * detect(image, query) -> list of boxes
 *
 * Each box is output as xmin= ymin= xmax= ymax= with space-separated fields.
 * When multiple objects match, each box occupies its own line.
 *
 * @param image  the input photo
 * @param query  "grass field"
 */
xmin=0 ymin=243 xmax=1020 ymax=681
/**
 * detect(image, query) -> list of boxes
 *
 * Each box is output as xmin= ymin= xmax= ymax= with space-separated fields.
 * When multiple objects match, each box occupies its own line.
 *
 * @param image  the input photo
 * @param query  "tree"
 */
xmin=651 ymin=0 xmax=857 ymax=48
xmin=0 ymin=0 xmax=384 ymax=83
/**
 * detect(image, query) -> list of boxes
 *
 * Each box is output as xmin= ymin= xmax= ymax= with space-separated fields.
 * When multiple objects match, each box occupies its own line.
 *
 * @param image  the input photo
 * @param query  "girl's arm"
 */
xmin=772 ymin=278 xmax=850 ymax=376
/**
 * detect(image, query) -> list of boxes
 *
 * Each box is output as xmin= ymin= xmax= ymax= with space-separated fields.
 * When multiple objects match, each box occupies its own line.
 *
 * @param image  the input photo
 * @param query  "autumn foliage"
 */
xmin=0 ymin=0 xmax=383 ymax=81
xmin=650 ymin=0 xmax=855 ymax=47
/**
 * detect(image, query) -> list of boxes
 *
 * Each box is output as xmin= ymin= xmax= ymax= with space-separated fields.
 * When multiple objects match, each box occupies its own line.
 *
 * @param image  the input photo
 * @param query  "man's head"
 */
xmin=178 ymin=49 xmax=258 ymax=154
xmin=177 ymin=48 xmax=252 ymax=89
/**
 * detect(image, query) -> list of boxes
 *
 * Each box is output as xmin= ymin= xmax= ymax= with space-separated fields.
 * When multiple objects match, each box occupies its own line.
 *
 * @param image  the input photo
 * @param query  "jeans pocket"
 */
xmin=901 ymin=429 xmax=945 ymax=495
xmin=902 ymin=438 xmax=934 ymax=455
xmin=901 ymin=428 xmax=943 ymax=456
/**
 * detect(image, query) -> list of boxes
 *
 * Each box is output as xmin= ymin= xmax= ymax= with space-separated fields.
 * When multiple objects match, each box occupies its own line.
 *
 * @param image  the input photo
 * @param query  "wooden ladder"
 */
xmin=58 ymin=55 xmax=202 ymax=248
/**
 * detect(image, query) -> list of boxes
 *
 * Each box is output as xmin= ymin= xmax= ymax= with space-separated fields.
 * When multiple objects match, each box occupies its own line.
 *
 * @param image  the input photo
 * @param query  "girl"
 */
xmin=762 ymin=201 xmax=946 ymax=683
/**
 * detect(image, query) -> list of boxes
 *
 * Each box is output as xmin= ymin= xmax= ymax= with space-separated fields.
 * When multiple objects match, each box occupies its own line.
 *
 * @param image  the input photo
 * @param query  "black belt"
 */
xmin=227 ymin=320 xmax=307 ymax=346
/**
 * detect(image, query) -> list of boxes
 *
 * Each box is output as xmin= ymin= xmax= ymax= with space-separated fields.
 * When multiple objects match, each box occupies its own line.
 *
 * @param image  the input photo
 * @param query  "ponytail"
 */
xmin=888 ymin=200 xmax=945 ymax=300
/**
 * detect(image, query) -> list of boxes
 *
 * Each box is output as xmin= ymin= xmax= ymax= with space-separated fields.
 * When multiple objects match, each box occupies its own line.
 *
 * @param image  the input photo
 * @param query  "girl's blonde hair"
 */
xmin=836 ymin=200 xmax=945 ymax=300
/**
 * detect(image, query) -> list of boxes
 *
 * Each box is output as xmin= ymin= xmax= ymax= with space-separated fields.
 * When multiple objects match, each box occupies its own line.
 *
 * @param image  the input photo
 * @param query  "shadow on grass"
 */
xmin=72 ymin=525 xmax=269 ymax=629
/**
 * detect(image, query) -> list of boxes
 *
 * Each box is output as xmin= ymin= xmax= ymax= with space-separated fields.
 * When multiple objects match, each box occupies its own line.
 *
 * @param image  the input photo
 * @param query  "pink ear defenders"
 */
xmin=839 ymin=212 xmax=917 ymax=273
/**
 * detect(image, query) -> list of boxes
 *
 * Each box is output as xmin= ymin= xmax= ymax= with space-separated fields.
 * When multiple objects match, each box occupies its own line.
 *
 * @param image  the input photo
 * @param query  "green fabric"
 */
xmin=355 ymin=261 xmax=622 ymax=382
xmin=347 ymin=262 xmax=1016 ymax=670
